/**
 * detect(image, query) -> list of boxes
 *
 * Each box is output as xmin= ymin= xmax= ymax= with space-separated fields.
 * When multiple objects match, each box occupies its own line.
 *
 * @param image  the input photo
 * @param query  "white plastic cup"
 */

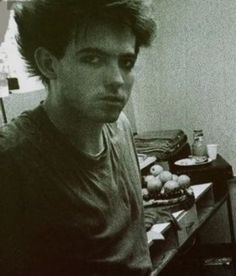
xmin=207 ymin=144 xmax=218 ymax=160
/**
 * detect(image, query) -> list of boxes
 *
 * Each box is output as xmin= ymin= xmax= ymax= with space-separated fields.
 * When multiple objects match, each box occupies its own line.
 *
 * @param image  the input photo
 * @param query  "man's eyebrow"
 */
xmin=76 ymin=47 xmax=136 ymax=57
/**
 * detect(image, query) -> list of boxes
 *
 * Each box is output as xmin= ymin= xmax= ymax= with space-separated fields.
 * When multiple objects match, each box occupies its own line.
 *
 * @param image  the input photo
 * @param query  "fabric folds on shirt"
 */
xmin=0 ymin=105 xmax=152 ymax=276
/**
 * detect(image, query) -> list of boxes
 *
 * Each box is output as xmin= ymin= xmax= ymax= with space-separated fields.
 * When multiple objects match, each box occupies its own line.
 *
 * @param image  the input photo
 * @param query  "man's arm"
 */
xmin=0 ymin=151 xmax=30 ymax=275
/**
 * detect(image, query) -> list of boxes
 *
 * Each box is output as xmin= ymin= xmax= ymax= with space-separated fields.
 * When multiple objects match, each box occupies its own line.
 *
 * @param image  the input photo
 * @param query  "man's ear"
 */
xmin=34 ymin=47 xmax=58 ymax=80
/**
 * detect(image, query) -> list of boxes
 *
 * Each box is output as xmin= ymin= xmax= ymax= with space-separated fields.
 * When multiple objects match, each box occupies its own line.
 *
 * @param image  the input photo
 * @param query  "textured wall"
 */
xmin=133 ymin=0 xmax=236 ymax=172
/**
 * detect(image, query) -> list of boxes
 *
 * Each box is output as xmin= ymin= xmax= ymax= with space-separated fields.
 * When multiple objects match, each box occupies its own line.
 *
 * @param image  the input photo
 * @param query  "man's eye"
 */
xmin=81 ymin=55 xmax=102 ymax=65
xmin=119 ymin=58 xmax=136 ymax=71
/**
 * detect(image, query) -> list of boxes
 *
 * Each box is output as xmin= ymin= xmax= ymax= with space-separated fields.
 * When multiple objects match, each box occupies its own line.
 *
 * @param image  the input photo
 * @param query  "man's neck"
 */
xmin=43 ymin=100 xmax=105 ymax=156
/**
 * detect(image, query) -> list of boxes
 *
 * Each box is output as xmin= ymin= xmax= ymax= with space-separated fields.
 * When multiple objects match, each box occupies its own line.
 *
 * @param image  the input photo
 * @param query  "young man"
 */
xmin=0 ymin=1 xmax=156 ymax=275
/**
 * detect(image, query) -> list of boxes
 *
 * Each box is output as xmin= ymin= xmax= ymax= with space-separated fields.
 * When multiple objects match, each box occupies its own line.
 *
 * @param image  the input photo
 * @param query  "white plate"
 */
xmin=174 ymin=158 xmax=212 ymax=166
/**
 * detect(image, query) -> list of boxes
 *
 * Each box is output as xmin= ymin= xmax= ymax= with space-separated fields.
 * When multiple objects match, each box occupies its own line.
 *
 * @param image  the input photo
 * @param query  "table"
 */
xmin=171 ymin=154 xmax=235 ymax=244
xmin=139 ymin=154 xmax=235 ymax=275
xmin=147 ymin=182 xmax=234 ymax=275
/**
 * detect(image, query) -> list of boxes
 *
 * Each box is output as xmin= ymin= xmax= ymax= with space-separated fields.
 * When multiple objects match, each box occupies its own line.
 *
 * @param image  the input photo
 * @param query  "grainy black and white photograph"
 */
xmin=0 ymin=0 xmax=236 ymax=275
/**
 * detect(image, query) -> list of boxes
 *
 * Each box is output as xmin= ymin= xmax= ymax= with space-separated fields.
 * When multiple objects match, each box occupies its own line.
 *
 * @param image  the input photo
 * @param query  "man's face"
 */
xmin=54 ymin=21 xmax=137 ymax=123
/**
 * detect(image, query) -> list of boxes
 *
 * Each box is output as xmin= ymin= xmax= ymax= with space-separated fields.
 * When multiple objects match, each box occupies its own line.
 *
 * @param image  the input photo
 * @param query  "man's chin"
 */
xmin=96 ymin=110 xmax=122 ymax=123
xmin=105 ymin=116 xmax=119 ymax=123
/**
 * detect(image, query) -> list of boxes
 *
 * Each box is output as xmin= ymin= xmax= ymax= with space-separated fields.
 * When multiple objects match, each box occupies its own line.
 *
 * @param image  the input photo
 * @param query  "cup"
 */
xmin=207 ymin=144 xmax=218 ymax=160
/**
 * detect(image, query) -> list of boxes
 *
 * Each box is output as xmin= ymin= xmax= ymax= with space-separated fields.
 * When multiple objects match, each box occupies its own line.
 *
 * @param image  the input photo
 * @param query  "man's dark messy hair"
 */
xmin=14 ymin=0 xmax=156 ymax=85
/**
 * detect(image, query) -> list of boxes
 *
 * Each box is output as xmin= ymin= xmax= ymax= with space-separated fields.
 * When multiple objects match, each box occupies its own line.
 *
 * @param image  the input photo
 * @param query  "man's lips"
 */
xmin=100 ymin=95 xmax=126 ymax=105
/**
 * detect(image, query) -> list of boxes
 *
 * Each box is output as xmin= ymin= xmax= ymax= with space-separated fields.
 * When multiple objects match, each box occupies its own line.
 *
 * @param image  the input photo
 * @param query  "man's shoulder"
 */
xmin=0 ymin=108 xmax=39 ymax=153
xmin=106 ymin=112 xmax=136 ymax=148
xmin=116 ymin=111 xmax=132 ymax=132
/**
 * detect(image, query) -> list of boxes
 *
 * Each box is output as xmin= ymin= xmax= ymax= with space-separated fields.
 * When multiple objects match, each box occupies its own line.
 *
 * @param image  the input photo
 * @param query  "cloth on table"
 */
xmin=134 ymin=129 xmax=187 ymax=161
xmin=144 ymin=193 xmax=195 ymax=231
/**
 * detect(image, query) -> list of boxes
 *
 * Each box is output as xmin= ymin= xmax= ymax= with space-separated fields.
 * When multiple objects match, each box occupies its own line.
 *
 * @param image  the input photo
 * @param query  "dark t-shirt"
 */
xmin=0 ymin=105 xmax=152 ymax=276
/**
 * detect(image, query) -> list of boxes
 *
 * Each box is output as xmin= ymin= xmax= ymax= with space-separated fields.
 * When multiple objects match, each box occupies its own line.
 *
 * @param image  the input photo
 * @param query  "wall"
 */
xmin=132 ymin=0 xmax=236 ymax=242
xmin=133 ymin=0 xmax=236 ymax=172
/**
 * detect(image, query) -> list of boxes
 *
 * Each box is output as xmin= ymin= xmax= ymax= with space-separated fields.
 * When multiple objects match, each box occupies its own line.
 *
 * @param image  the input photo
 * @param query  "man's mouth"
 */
xmin=101 ymin=95 xmax=126 ymax=105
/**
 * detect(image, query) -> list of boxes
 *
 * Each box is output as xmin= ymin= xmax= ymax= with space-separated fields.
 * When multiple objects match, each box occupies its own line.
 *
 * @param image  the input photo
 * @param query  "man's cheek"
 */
xmin=127 ymin=77 xmax=135 ymax=92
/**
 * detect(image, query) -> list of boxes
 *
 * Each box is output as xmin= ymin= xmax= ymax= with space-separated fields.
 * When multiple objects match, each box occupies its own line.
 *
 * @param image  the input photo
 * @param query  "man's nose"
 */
xmin=104 ymin=63 xmax=125 ymax=91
